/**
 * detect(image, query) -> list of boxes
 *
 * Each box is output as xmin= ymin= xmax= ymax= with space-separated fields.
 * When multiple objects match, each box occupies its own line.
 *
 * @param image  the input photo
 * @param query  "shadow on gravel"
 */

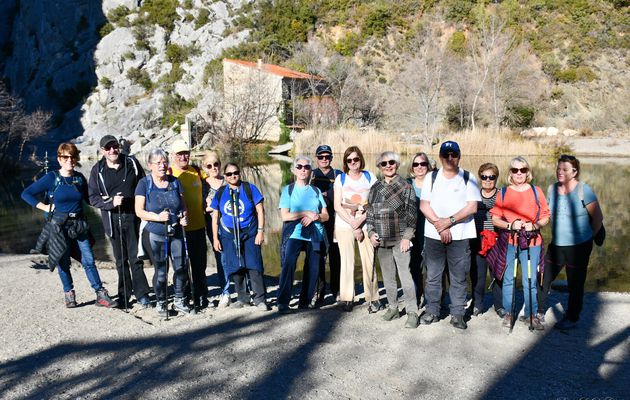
xmin=0 ymin=291 xmax=344 ymax=399
xmin=481 ymin=292 xmax=629 ymax=399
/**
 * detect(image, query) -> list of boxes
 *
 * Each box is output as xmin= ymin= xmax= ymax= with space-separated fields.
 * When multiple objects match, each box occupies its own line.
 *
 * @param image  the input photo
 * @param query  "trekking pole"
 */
xmin=118 ymin=194 xmax=129 ymax=313
xmin=164 ymin=209 xmax=170 ymax=321
xmin=509 ymin=229 xmax=519 ymax=334
xmin=526 ymin=233 xmax=534 ymax=332
xmin=181 ymin=216 xmax=197 ymax=314
xmin=230 ymin=188 xmax=243 ymax=270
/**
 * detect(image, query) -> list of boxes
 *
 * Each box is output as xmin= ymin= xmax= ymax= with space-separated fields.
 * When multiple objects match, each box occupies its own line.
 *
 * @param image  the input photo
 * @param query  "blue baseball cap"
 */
xmin=316 ymin=144 xmax=333 ymax=155
xmin=439 ymin=141 xmax=461 ymax=156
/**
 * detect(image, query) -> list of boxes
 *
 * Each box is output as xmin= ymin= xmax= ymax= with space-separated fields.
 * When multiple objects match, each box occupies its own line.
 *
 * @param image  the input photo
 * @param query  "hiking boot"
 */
xmin=381 ymin=307 xmax=400 ymax=321
xmin=218 ymin=294 xmax=230 ymax=308
xmin=340 ymin=301 xmax=353 ymax=312
xmin=173 ymin=297 xmax=191 ymax=314
xmin=526 ymin=315 xmax=545 ymax=330
xmin=156 ymin=301 xmax=167 ymax=317
xmin=502 ymin=313 xmax=513 ymax=328
xmin=555 ymin=317 xmax=578 ymax=330
xmin=495 ymin=307 xmax=507 ymax=318
xmin=405 ymin=312 xmax=419 ymax=329
xmin=198 ymin=296 xmax=209 ymax=309
xmin=64 ymin=290 xmax=77 ymax=308
xmin=536 ymin=312 xmax=545 ymax=323
xmin=450 ymin=315 xmax=467 ymax=330
xmin=420 ymin=312 xmax=439 ymax=325
xmin=95 ymin=289 xmax=117 ymax=308
xmin=232 ymin=300 xmax=251 ymax=309
xmin=472 ymin=307 xmax=481 ymax=317
xmin=368 ymin=300 xmax=382 ymax=314
xmin=137 ymin=295 xmax=151 ymax=308
xmin=277 ymin=304 xmax=290 ymax=314
xmin=256 ymin=301 xmax=270 ymax=311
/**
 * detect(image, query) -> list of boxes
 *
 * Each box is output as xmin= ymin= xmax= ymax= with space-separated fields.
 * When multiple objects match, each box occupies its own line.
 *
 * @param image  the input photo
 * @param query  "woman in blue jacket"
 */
xmin=22 ymin=143 xmax=117 ymax=308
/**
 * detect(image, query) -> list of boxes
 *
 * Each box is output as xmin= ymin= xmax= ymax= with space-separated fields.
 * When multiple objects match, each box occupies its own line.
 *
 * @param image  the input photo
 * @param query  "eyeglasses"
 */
xmin=224 ymin=171 xmax=240 ymax=177
xmin=58 ymin=154 xmax=77 ymax=161
xmin=295 ymin=164 xmax=312 ymax=170
xmin=104 ymin=144 xmax=119 ymax=151
xmin=205 ymin=162 xmax=220 ymax=169
xmin=480 ymin=175 xmax=497 ymax=181
xmin=441 ymin=153 xmax=459 ymax=159
xmin=346 ymin=157 xmax=361 ymax=164
xmin=175 ymin=152 xmax=190 ymax=158
xmin=317 ymin=154 xmax=332 ymax=160
xmin=379 ymin=160 xmax=396 ymax=167
xmin=412 ymin=161 xmax=429 ymax=168
xmin=510 ymin=167 xmax=529 ymax=174
xmin=151 ymin=161 xmax=168 ymax=166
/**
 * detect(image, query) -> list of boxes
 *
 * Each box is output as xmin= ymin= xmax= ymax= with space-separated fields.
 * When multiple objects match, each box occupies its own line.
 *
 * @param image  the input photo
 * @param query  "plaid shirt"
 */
xmin=366 ymin=174 xmax=417 ymax=246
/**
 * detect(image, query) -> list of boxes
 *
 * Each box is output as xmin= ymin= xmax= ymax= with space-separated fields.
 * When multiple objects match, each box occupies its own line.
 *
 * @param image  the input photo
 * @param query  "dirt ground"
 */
xmin=0 ymin=254 xmax=628 ymax=400
xmin=568 ymin=137 xmax=630 ymax=158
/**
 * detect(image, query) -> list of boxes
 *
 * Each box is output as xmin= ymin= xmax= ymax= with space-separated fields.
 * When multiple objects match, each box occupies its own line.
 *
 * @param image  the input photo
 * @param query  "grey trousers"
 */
xmin=424 ymin=238 xmax=471 ymax=317
xmin=377 ymin=243 xmax=418 ymax=314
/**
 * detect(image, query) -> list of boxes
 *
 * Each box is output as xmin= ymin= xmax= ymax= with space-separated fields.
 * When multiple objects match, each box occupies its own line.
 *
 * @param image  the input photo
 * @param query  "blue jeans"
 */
xmin=503 ymin=244 xmax=540 ymax=316
xmin=205 ymin=214 xmax=230 ymax=295
xmin=57 ymin=233 xmax=103 ymax=293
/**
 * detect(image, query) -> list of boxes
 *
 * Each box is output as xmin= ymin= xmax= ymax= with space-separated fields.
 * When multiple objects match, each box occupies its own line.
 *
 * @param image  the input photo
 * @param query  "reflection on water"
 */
xmin=2 ymin=155 xmax=628 ymax=292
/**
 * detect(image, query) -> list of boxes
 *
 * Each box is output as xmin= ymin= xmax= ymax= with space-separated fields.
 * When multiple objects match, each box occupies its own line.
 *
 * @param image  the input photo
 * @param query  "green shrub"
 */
xmin=448 ymin=31 xmax=466 ymax=56
xmin=184 ymin=13 xmax=194 ymax=23
xmin=362 ymin=5 xmax=392 ymax=38
xmin=99 ymin=76 xmax=113 ymax=89
xmin=99 ymin=22 xmax=114 ymax=37
xmin=505 ymin=105 xmax=535 ymax=127
xmin=555 ymin=66 xmax=597 ymax=82
xmin=444 ymin=0 xmax=474 ymax=22
xmin=122 ymin=51 xmax=136 ymax=61
xmin=107 ymin=5 xmax=131 ymax=26
xmin=160 ymin=63 xmax=185 ymax=88
xmin=550 ymin=87 xmax=564 ymax=100
xmin=203 ymin=59 xmax=223 ymax=86
xmin=127 ymin=67 xmax=153 ymax=90
xmin=165 ymin=43 xmax=200 ymax=64
xmin=161 ymin=93 xmax=195 ymax=128
xmin=195 ymin=8 xmax=211 ymax=30
xmin=183 ymin=0 xmax=194 ymax=10
xmin=334 ymin=31 xmax=362 ymax=56
xmin=140 ymin=0 xmax=179 ymax=33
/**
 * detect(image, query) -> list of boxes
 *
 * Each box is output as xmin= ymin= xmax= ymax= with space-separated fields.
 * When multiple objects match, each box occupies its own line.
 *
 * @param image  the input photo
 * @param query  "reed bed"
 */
xmin=293 ymin=127 xmax=544 ymax=156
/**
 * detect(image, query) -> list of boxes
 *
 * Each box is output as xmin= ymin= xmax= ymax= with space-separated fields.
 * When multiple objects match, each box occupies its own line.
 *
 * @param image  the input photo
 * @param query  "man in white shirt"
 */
xmin=420 ymin=141 xmax=480 ymax=329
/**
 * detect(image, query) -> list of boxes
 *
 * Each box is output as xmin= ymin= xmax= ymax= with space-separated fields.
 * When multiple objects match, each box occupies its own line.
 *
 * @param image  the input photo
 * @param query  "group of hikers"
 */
xmin=21 ymin=136 xmax=604 ymax=331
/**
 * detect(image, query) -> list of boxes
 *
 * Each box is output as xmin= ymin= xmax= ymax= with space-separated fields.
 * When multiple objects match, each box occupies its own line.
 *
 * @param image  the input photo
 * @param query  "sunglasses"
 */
xmin=224 ymin=171 xmax=240 ymax=177
xmin=442 ymin=153 xmax=459 ymax=159
xmin=412 ymin=161 xmax=429 ymax=168
xmin=379 ymin=160 xmax=396 ymax=167
xmin=205 ymin=162 xmax=220 ymax=169
xmin=316 ymin=154 xmax=332 ymax=160
xmin=510 ymin=167 xmax=529 ymax=174
xmin=58 ymin=154 xmax=77 ymax=161
xmin=295 ymin=164 xmax=312 ymax=170
xmin=346 ymin=157 xmax=361 ymax=164
xmin=104 ymin=144 xmax=119 ymax=151
xmin=480 ymin=175 xmax=497 ymax=181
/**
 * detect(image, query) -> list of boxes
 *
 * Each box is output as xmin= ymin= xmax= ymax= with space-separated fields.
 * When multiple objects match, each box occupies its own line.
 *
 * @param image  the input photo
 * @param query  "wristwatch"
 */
xmin=449 ymin=216 xmax=456 ymax=225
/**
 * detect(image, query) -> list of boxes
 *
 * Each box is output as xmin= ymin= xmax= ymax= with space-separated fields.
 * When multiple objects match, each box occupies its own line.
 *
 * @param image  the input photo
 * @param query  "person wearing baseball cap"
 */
xmin=419 ymin=140 xmax=480 ymax=329
xmin=88 ymin=135 xmax=150 ymax=309
xmin=310 ymin=145 xmax=342 ymax=304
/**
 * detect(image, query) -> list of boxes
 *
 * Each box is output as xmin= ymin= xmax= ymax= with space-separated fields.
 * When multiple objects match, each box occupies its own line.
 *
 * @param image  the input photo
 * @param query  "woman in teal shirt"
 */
xmin=539 ymin=155 xmax=604 ymax=330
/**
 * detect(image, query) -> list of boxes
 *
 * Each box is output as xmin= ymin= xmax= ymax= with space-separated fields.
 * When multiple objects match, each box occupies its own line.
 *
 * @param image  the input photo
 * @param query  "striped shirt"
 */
xmin=474 ymin=190 xmax=497 ymax=234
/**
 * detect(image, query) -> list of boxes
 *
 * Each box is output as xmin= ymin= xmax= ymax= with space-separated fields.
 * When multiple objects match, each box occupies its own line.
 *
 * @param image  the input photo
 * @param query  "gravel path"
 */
xmin=0 ymin=254 xmax=628 ymax=400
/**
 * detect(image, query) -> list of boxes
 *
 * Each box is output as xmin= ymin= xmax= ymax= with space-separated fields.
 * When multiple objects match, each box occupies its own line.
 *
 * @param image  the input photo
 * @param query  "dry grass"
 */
xmin=294 ymin=127 xmax=544 ymax=156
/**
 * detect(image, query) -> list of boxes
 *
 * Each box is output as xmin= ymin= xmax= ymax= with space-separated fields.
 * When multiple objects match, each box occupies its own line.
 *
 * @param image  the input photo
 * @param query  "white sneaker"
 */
xmin=218 ymin=294 xmax=230 ymax=308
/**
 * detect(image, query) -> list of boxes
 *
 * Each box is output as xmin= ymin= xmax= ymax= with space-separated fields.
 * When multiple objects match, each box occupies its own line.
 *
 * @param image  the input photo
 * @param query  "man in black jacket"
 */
xmin=88 ymin=135 xmax=150 ymax=308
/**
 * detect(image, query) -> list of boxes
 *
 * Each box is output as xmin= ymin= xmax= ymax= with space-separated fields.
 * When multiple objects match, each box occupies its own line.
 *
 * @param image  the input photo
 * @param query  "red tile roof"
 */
xmin=223 ymin=58 xmax=321 ymax=80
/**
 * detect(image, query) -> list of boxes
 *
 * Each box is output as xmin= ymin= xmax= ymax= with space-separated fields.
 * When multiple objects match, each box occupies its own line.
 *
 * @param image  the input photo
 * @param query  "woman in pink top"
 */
xmin=491 ymin=156 xmax=550 ymax=330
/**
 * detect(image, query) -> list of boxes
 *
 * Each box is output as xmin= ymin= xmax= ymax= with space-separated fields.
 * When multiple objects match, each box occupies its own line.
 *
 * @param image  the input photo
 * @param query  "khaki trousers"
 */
xmin=336 ymin=227 xmax=379 ymax=302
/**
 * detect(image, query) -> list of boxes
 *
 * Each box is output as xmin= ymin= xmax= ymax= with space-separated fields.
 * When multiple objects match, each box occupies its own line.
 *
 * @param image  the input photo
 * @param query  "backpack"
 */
xmin=430 ymin=169 xmax=469 ymax=191
xmin=215 ymin=182 xmax=255 ymax=218
xmin=286 ymin=182 xmax=321 ymax=197
xmin=144 ymin=175 xmax=181 ymax=207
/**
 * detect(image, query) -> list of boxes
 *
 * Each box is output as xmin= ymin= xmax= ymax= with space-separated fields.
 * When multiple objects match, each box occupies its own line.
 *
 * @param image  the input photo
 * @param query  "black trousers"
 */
xmin=110 ymin=213 xmax=150 ymax=301
xmin=470 ymin=238 xmax=502 ymax=311
xmin=232 ymin=269 xmax=266 ymax=305
xmin=539 ymin=240 xmax=593 ymax=322
xmin=183 ymin=228 xmax=208 ymax=304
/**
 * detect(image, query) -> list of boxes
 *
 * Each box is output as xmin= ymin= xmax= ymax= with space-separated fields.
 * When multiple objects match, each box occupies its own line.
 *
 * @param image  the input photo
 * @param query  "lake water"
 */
xmin=3 ymin=155 xmax=628 ymax=292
